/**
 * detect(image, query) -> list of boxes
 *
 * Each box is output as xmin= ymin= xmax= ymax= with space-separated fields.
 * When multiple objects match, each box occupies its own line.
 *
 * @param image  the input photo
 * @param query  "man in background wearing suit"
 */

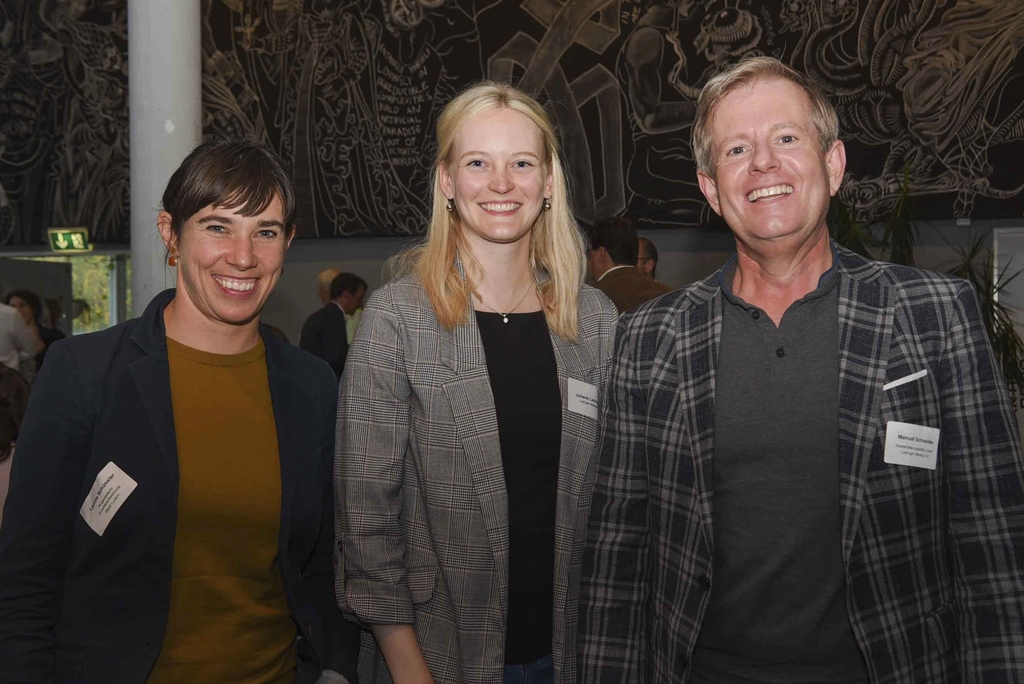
xmin=299 ymin=272 xmax=366 ymax=378
xmin=580 ymin=56 xmax=1024 ymax=683
xmin=587 ymin=216 xmax=671 ymax=313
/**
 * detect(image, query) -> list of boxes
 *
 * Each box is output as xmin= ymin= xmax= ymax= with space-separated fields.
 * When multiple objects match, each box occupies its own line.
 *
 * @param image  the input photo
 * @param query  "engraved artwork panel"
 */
xmin=1 ymin=0 xmax=1023 ymax=244
xmin=0 ymin=0 xmax=129 ymax=246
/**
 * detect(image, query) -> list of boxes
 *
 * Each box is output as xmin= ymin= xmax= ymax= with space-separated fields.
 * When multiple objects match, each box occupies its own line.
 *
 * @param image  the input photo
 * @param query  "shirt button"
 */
xmin=776 ymin=347 xmax=785 ymax=358
xmin=751 ymin=311 xmax=761 ymax=320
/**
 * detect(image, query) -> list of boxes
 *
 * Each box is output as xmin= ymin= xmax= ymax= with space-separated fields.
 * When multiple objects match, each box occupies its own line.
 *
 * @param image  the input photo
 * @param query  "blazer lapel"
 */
xmin=128 ymin=290 xmax=180 ymax=492
xmin=548 ymin=321 xmax=600 ymax=583
xmin=836 ymin=265 xmax=892 ymax=566
xmin=265 ymin=342 xmax=303 ymax=568
xmin=675 ymin=289 xmax=722 ymax=559
xmin=439 ymin=310 xmax=510 ymax=601
xmin=130 ymin=355 xmax=179 ymax=493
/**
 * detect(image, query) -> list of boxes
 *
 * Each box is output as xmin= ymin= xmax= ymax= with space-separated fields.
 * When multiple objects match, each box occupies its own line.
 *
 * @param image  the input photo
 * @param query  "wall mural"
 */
xmin=0 ymin=0 xmax=128 ymax=247
xmin=1 ymin=0 xmax=1023 ymax=244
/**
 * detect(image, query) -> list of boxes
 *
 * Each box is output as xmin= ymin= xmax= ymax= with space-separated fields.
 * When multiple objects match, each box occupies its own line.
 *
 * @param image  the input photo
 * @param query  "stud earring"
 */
xmin=542 ymin=198 xmax=551 ymax=211
xmin=446 ymin=198 xmax=455 ymax=212
xmin=168 ymin=254 xmax=179 ymax=267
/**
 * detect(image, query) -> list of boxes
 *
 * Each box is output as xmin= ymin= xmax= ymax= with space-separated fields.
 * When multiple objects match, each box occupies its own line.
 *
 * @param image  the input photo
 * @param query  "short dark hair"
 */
xmin=588 ymin=216 xmax=638 ymax=266
xmin=4 ymin=289 xmax=42 ymax=323
xmin=330 ymin=273 xmax=367 ymax=300
xmin=161 ymin=140 xmax=297 ymax=240
xmin=0 ymin=366 xmax=30 ymax=463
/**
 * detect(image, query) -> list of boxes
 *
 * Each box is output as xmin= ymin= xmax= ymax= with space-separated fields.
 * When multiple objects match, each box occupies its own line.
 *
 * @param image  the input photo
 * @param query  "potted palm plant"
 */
xmin=829 ymin=183 xmax=1024 ymax=388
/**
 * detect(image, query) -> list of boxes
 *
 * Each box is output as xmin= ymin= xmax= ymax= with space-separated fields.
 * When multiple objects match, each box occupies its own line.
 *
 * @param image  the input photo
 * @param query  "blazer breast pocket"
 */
xmin=881 ymin=367 xmax=939 ymax=426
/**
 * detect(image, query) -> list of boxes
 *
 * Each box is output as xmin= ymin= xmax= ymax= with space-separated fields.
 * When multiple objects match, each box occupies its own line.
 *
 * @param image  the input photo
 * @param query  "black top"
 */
xmin=476 ymin=310 xmax=561 ymax=665
xmin=690 ymin=259 xmax=869 ymax=683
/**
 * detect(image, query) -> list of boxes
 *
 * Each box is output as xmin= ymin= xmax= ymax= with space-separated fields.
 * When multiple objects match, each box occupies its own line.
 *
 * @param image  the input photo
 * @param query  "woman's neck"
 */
xmin=162 ymin=299 xmax=262 ymax=355
xmin=463 ymin=239 xmax=539 ymax=313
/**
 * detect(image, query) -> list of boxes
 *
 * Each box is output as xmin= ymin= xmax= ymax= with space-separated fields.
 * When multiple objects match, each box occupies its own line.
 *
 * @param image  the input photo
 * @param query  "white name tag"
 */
xmin=568 ymin=377 xmax=599 ymax=420
xmin=884 ymin=421 xmax=940 ymax=470
xmin=80 ymin=462 xmax=137 ymax=536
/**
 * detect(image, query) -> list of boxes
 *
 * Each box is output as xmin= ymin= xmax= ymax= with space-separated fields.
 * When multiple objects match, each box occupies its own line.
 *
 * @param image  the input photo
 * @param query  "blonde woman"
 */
xmin=336 ymin=82 xmax=617 ymax=684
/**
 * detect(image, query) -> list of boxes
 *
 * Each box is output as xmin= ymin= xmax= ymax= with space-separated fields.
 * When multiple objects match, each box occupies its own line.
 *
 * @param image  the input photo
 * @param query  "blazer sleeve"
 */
xmin=0 ymin=342 xmax=95 ymax=681
xmin=335 ymin=290 xmax=415 ymax=624
xmin=578 ymin=315 xmax=651 ymax=683
xmin=939 ymin=283 xmax=1024 ymax=675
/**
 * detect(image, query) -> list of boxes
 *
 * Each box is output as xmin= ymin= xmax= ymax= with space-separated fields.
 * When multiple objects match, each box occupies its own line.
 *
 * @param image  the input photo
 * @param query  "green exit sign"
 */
xmin=48 ymin=227 xmax=92 ymax=253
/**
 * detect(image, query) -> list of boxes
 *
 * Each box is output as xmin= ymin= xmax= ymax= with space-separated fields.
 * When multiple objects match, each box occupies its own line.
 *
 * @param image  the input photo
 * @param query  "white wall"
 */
xmin=261 ymin=236 xmax=418 ymax=343
xmin=260 ymin=228 xmax=737 ymax=342
xmin=260 ymin=219 xmax=1019 ymax=343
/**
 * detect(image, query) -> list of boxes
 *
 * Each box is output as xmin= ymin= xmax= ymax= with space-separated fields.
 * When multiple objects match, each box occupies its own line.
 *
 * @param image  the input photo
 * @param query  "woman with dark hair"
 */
xmin=4 ymin=289 xmax=65 ymax=371
xmin=0 ymin=140 xmax=359 ymax=683
xmin=0 ymin=365 xmax=30 ymax=529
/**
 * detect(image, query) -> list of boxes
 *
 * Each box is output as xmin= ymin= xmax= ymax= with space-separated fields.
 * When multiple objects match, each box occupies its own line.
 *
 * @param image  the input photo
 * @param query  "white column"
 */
xmin=128 ymin=0 xmax=201 ymax=316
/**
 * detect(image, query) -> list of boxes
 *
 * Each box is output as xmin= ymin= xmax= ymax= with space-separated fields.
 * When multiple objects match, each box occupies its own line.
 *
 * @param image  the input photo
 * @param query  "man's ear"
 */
xmin=697 ymin=170 xmax=722 ymax=216
xmin=157 ymin=211 xmax=177 ymax=253
xmin=825 ymin=139 xmax=847 ymax=196
xmin=286 ymin=226 xmax=296 ymax=249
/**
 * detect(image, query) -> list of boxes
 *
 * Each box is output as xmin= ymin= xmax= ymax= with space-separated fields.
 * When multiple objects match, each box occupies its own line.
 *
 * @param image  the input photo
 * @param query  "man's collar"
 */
xmin=597 ymin=264 xmax=632 ymax=282
xmin=718 ymin=240 xmax=840 ymax=303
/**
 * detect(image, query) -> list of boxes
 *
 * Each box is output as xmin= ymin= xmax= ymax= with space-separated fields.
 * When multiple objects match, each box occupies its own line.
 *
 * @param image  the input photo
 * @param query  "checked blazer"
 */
xmin=335 ymin=275 xmax=618 ymax=684
xmin=578 ymin=246 xmax=1024 ymax=683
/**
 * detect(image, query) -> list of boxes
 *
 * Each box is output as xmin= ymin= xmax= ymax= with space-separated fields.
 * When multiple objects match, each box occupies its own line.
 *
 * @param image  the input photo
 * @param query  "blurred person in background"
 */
xmin=0 ymin=140 xmax=359 ymax=684
xmin=0 ymin=297 xmax=38 ymax=376
xmin=586 ymin=216 xmax=671 ymax=313
xmin=335 ymin=274 xmax=367 ymax=345
xmin=5 ymin=289 xmax=66 ymax=372
xmin=317 ymin=268 xmax=343 ymax=306
xmin=637 ymin=236 xmax=664 ymax=281
xmin=300 ymin=273 xmax=366 ymax=379
xmin=0 ymin=366 xmax=30 ymax=530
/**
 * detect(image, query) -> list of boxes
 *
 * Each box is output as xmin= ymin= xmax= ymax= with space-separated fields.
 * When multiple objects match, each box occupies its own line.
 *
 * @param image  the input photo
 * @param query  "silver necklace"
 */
xmin=476 ymin=286 xmax=534 ymax=323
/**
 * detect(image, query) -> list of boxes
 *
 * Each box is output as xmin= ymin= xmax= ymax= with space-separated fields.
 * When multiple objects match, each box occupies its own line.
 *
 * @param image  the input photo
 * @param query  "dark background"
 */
xmin=2 ymin=0 xmax=1023 ymax=245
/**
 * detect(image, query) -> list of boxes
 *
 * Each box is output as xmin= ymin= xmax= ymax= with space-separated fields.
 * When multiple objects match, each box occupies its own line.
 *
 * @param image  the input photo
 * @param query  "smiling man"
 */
xmin=579 ymin=57 xmax=1024 ymax=683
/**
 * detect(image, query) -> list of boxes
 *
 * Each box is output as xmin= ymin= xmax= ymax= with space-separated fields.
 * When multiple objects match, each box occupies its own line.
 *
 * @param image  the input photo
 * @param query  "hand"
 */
xmin=315 ymin=671 xmax=350 ymax=684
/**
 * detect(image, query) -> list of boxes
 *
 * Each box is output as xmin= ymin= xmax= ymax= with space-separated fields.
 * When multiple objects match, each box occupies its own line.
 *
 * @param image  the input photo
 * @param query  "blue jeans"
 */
xmin=503 ymin=654 xmax=554 ymax=684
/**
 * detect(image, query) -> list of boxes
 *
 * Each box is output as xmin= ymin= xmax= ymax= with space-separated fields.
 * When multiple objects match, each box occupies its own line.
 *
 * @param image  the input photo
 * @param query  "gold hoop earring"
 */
xmin=542 ymin=198 xmax=551 ymax=211
xmin=446 ymin=198 xmax=455 ymax=212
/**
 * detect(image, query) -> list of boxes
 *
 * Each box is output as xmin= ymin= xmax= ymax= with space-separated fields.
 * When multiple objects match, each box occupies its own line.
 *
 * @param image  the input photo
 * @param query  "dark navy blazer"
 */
xmin=0 ymin=289 xmax=359 ymax=683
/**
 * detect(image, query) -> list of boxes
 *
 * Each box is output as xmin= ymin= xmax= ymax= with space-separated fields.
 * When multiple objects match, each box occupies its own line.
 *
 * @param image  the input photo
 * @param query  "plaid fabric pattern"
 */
xmin=336 ymin=276 xmax=617 ymax=684
xmin=578 ymin=247 xmax=1024 ymax=683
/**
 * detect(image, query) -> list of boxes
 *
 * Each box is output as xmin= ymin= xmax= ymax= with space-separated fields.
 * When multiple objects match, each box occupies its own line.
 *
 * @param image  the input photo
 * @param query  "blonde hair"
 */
xmin=316 ymin=267 xmax=342 ymax=290
xmin=692 ymin=56 xmax=839 ymax=174
xmin=407 ymin=81 xmax=586 ymax=341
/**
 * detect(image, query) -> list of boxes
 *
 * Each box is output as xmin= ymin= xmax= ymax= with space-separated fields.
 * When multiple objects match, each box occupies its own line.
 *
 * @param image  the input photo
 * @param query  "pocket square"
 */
xmin=883 ymin=369 xmax=928 ymax=392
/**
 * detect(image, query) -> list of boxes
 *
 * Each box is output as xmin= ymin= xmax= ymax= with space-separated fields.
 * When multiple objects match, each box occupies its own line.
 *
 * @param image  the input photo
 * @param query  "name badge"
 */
xmin=884 ymin=421 xmax=940 ymax=470
xmin=80 ymin=462 xmax=138 ymax=536
xmin=568 ymin=377 xmax=599 ymax=420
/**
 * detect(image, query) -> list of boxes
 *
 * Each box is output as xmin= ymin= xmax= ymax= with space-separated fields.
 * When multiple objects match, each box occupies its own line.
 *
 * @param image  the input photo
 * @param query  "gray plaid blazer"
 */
xmin=579 ymin=246 xmax=1024 ymax=683
xmin=336 ymin=275 xmax=617 ymax=684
